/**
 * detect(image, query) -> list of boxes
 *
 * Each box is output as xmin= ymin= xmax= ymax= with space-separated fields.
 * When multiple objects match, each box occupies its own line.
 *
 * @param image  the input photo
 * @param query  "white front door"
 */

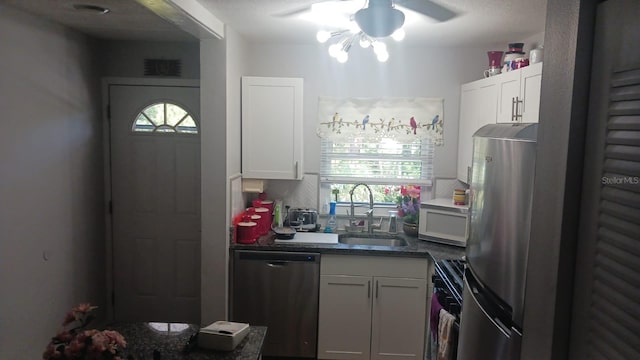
xmin=109 ymin=84 xmax=201 ymax=323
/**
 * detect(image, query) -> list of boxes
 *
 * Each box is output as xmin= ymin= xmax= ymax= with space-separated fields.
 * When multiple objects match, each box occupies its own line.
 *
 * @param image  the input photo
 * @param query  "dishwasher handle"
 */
xmin=267 ymin=261 xmax=288 ymax=268
xmin=236 ymin=250 xmax=320 ymax=263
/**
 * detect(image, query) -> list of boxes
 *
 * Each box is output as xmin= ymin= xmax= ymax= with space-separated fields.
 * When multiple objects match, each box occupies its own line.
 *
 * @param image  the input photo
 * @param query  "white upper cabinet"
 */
xmin=457 ymin=63 xmax=543 ymax=182
xmin=457 ymin=79 xmax=498 ymax=183
xmin=241 ymin=76 xmax=304 ymax=180
xmin=496 ymin=70 xmax=522 ymax=123
xmin=519 ymin=63 xmax=543 ymax=123
xmin=496 ymin=62 xmax=543 ymax=123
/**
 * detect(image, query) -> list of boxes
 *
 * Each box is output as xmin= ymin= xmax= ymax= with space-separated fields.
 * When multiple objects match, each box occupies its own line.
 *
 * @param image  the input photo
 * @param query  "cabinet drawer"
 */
xmin=321 ymin=255 xmax=428 ymax=279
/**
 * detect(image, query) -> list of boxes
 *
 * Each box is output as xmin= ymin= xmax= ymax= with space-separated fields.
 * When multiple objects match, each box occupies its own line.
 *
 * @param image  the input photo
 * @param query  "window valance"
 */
xmin=316 ymin=96 xmax=444 ymax=145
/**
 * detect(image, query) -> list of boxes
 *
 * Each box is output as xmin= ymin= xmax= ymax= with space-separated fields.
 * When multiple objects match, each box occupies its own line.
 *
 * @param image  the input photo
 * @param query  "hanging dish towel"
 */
xmin=430 ymin=293 xmax=444 ymax=340
xmin=437 ymin=309 xmax=456 ymax=360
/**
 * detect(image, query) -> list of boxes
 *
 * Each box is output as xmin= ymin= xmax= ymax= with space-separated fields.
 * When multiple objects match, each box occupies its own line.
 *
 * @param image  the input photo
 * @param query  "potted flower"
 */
xmin=396 ymin=185 xmax=421 ymax=236
xmin=43 ymin=303 xmax=126 ymax=360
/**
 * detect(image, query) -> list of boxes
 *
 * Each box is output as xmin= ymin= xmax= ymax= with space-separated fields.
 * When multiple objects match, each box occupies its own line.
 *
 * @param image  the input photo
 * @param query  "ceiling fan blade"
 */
xmin=272 ymin=4 xmax=315 ymax=17
xmin=396 ymin=0 xmax=457 ymax=22
xmin=272 ymin=0 xmax=353 ymax=18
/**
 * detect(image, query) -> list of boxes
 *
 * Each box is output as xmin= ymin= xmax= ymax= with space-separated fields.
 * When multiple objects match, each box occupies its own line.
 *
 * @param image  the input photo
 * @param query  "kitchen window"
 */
xmin=132 ymin=102 xmax=198 ymax=134
xmin=320 ymin=137 xmax=433 ymax=207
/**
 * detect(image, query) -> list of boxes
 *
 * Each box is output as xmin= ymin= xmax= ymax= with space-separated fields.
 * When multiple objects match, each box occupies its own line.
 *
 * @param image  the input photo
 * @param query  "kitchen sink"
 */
xmin=338 ymin=233 xmax=408 ymax=247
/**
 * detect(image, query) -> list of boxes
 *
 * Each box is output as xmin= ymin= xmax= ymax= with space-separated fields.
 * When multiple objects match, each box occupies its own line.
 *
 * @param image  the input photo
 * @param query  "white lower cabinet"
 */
xmin=318 ymin=275 xmax=373 ymax=359
xmin=317 ymin=255 xmax=429 ymax=360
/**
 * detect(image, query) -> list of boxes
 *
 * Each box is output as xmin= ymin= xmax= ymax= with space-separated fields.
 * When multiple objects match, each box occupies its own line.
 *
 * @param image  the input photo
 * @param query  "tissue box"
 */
xmin=198 ymin=321 xmax=250 ymax=351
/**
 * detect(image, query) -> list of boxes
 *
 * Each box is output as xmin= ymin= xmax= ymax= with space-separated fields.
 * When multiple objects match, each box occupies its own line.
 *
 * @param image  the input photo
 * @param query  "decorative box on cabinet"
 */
xmin=241 ymin=76 xmax=303 ymax=180
xmin=496 ymin=62 xmax=543 ymax=123
xmin=317 ymin=255 xmax=430 ymax=360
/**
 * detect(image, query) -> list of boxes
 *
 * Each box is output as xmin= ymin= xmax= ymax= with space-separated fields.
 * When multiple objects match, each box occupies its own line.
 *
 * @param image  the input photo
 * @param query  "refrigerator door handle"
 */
xmin=468 ymin=280 xmax=512 ymax=337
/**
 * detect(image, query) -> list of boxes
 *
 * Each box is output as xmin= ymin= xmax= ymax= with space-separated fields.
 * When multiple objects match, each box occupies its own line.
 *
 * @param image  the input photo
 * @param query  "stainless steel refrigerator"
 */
xmin=457 ymin=124 xmax=537 ymax=360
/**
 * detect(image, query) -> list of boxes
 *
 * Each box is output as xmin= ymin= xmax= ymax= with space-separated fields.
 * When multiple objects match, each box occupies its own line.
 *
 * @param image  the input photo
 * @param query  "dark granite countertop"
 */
xmin=104 ymin=323 xmax=266 ymax=360
xmin=230 ymin=231 xmax=464 ymax=262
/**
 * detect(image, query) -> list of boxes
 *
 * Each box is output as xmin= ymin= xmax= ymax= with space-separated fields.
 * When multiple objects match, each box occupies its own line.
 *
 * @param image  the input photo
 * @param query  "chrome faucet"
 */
xmin=349 ymin=183 xmax=375 ymax=234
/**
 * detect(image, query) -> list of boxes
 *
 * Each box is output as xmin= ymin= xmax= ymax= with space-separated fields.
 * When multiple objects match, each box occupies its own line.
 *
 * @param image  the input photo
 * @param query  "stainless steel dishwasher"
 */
xmin=231 ymin=250 xmax=320 ymax=359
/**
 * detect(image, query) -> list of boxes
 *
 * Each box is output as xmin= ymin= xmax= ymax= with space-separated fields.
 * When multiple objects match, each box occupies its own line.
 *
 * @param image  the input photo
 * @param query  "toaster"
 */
xmin=286 ymin=208 xmax=319 ymax=231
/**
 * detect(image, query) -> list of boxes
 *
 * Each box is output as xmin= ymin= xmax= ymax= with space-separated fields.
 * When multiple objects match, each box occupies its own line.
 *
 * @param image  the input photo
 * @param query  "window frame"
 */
xmin=132 ymin=101 xmax=199 ymax=134
xmin=319 ymin=137 xmax=433 ymax=213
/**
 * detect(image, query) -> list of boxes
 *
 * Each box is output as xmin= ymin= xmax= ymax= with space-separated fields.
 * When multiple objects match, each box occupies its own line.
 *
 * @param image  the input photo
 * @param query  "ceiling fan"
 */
xmin=276 ymin=0 xmax=457 ymax=38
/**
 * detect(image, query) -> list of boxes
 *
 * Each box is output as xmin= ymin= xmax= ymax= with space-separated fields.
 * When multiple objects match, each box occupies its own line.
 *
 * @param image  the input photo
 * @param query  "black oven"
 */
xmin=429 ymin=259 xmax=465 ymax=359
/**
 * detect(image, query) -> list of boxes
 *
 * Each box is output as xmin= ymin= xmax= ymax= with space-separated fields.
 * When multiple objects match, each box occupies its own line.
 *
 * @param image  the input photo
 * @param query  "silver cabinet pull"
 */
xmin=367 ymin=280 xmax=371 ymax=298
xmin=295 ymin=161 xmax=299 ymax=179
xmin=512 ymin=97 xmax=523 ymax=122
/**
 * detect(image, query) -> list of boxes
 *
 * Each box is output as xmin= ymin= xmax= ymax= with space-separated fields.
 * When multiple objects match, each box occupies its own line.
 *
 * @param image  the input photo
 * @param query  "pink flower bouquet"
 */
xmin=396 ymin=185 xmax=421 ymax=224
xmin=43 ymin=303 xmax=126 ymax=360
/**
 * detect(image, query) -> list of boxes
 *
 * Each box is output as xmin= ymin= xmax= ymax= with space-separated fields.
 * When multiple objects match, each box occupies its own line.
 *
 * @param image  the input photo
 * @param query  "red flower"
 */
xmin=44 ymin=304 xmax=126 ymax=360
xmin=62 ymin=312 xmax=76 ymax=326
xmin=72 ymin=303 xmax=98 ymax=314
xmin=54 ymin=330 xmax=73 ymax=343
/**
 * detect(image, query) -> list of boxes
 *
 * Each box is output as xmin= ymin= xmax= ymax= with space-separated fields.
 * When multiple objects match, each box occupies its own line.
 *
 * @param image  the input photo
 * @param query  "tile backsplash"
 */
xmin=236 ymin=173 xmax=320 ymax=213
xmin=264 ymin=173 xmax=319 ymax=210
xmin=433 ymin=178 xmax=468 ymax=199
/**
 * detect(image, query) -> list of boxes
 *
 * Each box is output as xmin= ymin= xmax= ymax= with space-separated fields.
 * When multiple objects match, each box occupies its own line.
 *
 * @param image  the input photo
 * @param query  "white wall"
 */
xmin=0 ymin=7 xmax=105 ymax=359
xmin=243 ymin=42 xmax=490 ymax=179
xmin=226 ymin=28 xmax=250 ymax=220
xmin=237 ymin=41 xmax=490 ymax=211
xmin=521 ymin=31 xmax=546 ymax=52
xmin=200 ymin=36 xmax=228 ymax=324
xmin=226 ymin=29 xmax=249 ymax=177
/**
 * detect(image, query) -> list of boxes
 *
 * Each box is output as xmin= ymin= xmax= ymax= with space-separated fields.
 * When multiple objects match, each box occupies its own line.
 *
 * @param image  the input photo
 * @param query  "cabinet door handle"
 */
xmin=512 ymin=97 xmax=524 ymax=122
xmin=367 ymin=280 xmax=371 ymax=298
xmin=294 ymin=161 xmax=299 ymax=179
xmin=375 ymin=280 xmax=379 ymax=298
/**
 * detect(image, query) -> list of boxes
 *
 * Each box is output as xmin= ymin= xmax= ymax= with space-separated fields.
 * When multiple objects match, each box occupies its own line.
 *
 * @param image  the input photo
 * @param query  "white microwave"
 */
xmin=418 ymin=198 xmax=469 ymax=247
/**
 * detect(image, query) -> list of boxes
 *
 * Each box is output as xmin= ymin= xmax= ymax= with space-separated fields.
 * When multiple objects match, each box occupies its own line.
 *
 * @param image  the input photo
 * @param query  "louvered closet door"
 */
xmin=569 ymin=1 xmax=640 ymax=359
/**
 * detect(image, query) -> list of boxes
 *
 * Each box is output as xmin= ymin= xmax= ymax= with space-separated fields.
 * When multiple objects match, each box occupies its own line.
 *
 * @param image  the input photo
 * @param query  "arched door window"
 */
xmin=132 ymin=102 xmax=198 ymax=134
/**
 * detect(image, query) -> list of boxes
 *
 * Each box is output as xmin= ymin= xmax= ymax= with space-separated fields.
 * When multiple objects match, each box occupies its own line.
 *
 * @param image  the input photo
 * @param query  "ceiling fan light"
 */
xmin=328 ymin=43 xmax=341 ymax=58
xmin=391 ymin=28 xmax=405 ymax=41
xmin=316 ymin=30 xmax=331 ymax=43
xmin=372 ymin=41 xmax=387 ymax=55
xmin=337 ymin=51 xmax=349 ymax=63
xmin=354 ymin=6 xmax=405 ymax=38
xmin=376 ymin=50 xmax=389 ymax=62
xmin=359 ymin=36 xmax=371 ymax=48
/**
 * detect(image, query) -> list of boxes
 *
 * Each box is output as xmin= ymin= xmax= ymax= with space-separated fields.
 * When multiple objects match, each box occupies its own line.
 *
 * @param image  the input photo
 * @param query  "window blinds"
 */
xmin=319 ymin=138 xmax=434 ymax=185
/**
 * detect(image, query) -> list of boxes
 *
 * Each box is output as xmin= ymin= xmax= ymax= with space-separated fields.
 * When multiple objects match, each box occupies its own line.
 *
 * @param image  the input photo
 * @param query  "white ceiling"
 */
xmin=3 ymin=0 xmax=196 ymax=41
xmin=4 ymin=0 xmax=548 ymax=47
xmin=200 ymin=0 xmax=548 ymax=47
